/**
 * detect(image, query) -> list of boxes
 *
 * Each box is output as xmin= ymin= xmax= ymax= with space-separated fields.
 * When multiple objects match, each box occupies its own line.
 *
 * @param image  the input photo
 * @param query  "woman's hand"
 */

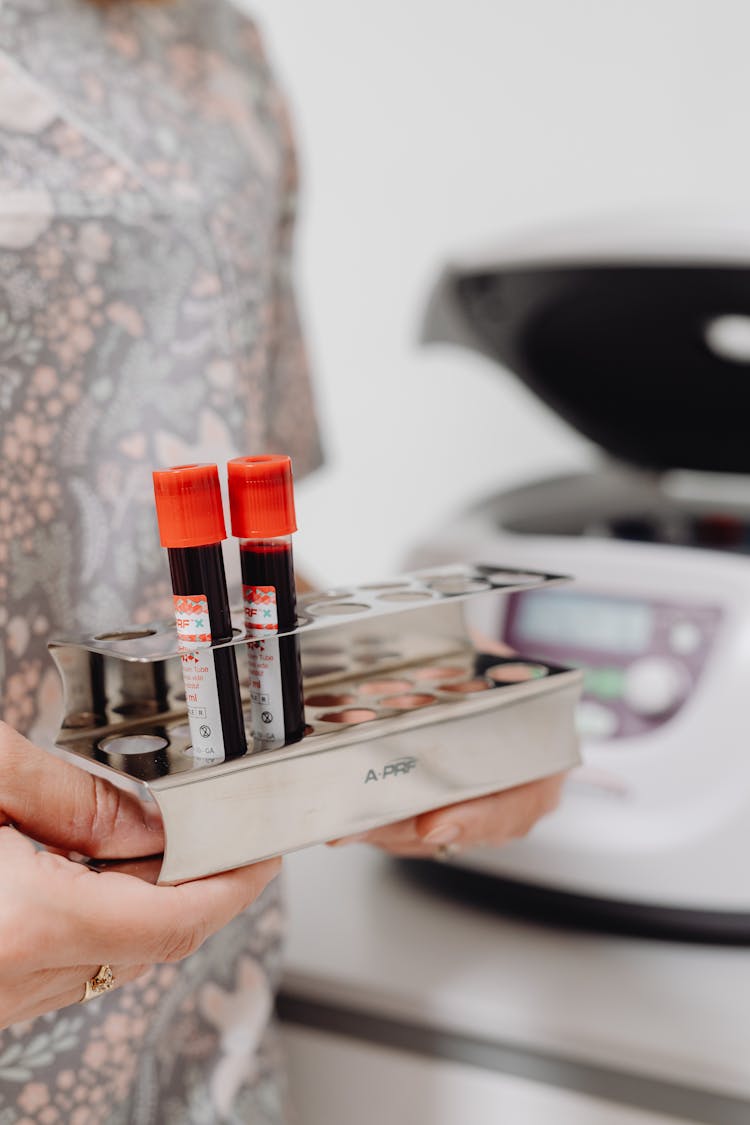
xmin=0 ymin=721 xmax=280 ymax=1029
xmin=328 ymin=773 xmax=564 ymax=857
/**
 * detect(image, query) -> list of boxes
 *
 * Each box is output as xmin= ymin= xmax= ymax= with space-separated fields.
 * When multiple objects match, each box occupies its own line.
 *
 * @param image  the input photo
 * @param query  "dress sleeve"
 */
xmin=263 ymin=101 xmax=325 ymax=481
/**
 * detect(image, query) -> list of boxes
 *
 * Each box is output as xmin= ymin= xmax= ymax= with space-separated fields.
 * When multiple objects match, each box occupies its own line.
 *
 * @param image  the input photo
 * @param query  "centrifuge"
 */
xmin=412 ymin=217 xmax=750 ymax=941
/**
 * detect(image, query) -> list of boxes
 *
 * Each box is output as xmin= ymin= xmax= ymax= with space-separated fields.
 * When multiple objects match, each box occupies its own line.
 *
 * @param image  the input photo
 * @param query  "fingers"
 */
xmin=28 ymin=962 xmax=142 ymax=996
xmin=0 ymin=826 xmax=281 ymax=1030
xmin=0 ymin=825 xmax=280 ymax=969
xmin=55 ymin=855 xmax=282 ymax=967
xmin=2 ymin=958 xmax=149 ymax=1030
xmin=328 ymin=817 xmax=419 ymax=852
xmin=57 ymin=963 xmax=150 ymax=1012
xmin=329 ymin=775 xmax=565 ymax=856
xmin=415 ymin=774 xmax=564 ymax=850
xmin=0 ymin=720 xmax=164 ymax=858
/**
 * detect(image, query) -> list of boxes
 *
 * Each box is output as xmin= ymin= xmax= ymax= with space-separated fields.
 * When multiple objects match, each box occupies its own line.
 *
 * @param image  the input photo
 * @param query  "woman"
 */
xmin=0 ymin=0 xmax=562 ymax=1121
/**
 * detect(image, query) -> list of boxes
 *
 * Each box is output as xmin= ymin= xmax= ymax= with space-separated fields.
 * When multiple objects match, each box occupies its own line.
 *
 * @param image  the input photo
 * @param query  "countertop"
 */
xmin=281 ymin=844 xmax=750 ymax=1119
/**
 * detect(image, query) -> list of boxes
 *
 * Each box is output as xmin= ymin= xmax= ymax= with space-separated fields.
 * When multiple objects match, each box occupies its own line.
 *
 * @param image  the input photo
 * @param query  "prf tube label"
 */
xmin=174 ymin=594 xmax=226 ymax=764
xmin=244 ymin=585 xmax=285 ymax=750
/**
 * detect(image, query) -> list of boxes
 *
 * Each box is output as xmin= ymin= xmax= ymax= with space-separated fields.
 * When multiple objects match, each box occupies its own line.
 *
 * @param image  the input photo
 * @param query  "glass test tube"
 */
xmin=153 ymin=463 xmax=247 ymax=764
xmin=228 ymin=455 xmax=306 ymax=748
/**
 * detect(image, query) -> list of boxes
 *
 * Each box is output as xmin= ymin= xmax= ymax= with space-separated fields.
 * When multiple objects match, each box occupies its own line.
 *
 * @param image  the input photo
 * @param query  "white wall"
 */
xmin=246 ymin=0 xmax=750 ymax=585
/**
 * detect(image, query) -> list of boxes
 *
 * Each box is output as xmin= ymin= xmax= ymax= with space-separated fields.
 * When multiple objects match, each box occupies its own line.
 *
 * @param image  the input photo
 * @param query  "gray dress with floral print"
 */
xmin=0 ymin=0 xmax=322 ymax=1120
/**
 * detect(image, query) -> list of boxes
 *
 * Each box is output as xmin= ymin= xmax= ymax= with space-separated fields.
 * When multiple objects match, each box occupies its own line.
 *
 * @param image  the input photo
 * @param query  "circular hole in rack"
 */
xmin=318 ymin=708 xmax=378 ymax=725
xmin=484 ymin=571 xmax=544 ymax=586
xmin=356 ymin=652 xmax=401 ymax=666
xmin=360 ymin=582 xmax=411 ymax=591
xmin=412 ymin=665 xmax=466 ymax=682
xmin=303 ymin=589 xmax=354 ymax=602
xmin=425 ymin=577 xmax=491 ymax=596
xmin=415 ymin=568 xmax=471 ymax=581
xmin=377 ymin=591 xmax=435 ymax=604
xmin=99 ymin=734 xmax=169 ymax=755
xmin=440 ymin=679 xmax=492 ymax=694
xmin=306 ymin=692 xmax=357 ymax=707
xmin=306 ymin=602 xmax=370 ymax=616
xmin=358 ymin=678 xmax=413 ymax=697
xmin=94 ymin=628 xmax=157 ymax=641
xmin=380 ymin=693 xmax=436 ymax=710
xmin=487 ymin=662 xmax=549 ymax=683
xmin=302 ymin=663 xmax=347 ymax=678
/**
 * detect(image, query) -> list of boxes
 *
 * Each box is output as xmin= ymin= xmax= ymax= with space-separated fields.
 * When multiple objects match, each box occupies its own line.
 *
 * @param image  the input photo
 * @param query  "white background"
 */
xmin=246 ymin=0 xmax=750 ymax=585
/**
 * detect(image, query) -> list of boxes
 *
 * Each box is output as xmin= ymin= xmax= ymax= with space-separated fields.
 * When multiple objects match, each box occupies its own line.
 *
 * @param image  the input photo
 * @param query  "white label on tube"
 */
xmin=244 ymin=585 xmax=285 ymax=750
xmin=173 ymin=594 xmax=225 ymax=764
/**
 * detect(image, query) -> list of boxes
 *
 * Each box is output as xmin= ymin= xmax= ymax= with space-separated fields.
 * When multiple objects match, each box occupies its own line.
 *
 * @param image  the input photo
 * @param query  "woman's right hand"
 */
xmin=0 ymin=720 xmax=280 ymax=1029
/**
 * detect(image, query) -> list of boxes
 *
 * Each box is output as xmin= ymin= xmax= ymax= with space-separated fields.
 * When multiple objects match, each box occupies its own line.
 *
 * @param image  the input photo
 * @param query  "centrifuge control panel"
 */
xmin=503 ymin=589 xmax=722 ymax=740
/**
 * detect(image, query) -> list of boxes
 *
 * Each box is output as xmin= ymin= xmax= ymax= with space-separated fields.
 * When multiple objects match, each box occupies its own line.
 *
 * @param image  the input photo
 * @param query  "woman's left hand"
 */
xmin=328 ymin=772 xmax=565 ymax=857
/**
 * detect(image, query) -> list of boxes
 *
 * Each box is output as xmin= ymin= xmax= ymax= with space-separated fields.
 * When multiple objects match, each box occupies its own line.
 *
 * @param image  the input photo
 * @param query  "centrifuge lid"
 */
xmin=423 ymin=215 xmax=750 ymax=474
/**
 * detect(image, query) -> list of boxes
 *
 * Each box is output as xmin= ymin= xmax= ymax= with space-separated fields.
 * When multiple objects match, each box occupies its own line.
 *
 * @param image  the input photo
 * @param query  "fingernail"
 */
xmin=141 ymin=800 xmax=164 ymax=832
xmin=422 ymin=823 xmax=461 ymax=846
xmin=328 ymin=832 xmax=369 ymax=847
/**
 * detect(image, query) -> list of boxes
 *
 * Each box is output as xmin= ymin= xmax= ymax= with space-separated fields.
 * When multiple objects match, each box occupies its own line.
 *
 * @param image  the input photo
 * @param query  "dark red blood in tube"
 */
xmin=168 ymin=543 xmax=247 ymax=759
xmin=153 ymin=463 xmax=247 ymax=762
xmin=228 ymin=455 xmax=305 ymax=748
xmin=239 ymin=540 xmax=305 ymax=744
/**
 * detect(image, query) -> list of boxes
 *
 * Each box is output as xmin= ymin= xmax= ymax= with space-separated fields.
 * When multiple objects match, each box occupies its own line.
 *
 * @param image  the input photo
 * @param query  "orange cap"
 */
xmin=152 ymin=463 xmax=227 ymax=548
xmin=227 ymin=454 xmax=297 ymax=539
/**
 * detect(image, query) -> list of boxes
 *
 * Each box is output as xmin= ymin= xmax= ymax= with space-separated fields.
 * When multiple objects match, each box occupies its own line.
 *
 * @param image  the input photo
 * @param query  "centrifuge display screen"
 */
xmin=514 ymin=591 xmax=652 ymax=654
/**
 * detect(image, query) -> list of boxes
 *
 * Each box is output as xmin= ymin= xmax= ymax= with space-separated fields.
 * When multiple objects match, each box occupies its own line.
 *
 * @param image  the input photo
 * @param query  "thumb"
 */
xmin=0 ymin=720 xmax=164 ymax=859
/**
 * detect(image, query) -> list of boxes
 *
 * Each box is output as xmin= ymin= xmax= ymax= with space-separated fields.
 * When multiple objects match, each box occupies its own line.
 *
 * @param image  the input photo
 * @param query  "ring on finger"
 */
xmin=79 ymin=964 xmax=116 ymax=1004
xmin=434 ymin=842 xmax=461 ymax=862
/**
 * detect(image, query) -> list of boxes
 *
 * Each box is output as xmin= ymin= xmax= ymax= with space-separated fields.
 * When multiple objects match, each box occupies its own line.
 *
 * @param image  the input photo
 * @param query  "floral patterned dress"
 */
xmin=0 ymin=0 xmax=322 ymax=1120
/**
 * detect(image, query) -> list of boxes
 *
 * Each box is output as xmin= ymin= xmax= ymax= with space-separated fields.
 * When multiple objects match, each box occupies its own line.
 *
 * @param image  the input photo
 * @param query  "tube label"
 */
xmin=243 ymin=585 xmax=285 ymax=750
xmin=174 ymin=594 xmax=225 ymax=764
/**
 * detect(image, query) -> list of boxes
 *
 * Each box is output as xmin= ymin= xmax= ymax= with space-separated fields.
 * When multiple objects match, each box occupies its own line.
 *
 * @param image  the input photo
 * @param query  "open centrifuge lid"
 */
xmin=423 ymin=214 xmax=750 ymax=474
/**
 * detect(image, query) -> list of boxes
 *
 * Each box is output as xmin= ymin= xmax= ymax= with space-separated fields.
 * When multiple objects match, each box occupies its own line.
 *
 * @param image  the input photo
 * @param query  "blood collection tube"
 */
xmin=153 ymin=463 xmax=247 ymax=763
xmin=227 ymin=454 xmax=306 ymax=748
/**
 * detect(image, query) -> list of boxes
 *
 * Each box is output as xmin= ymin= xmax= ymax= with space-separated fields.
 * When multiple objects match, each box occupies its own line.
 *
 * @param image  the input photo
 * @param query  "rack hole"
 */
xmin=99 ymin=734 xmax=169 ymax=755
xmin=94 ymin=628 xmax=157 ymax=641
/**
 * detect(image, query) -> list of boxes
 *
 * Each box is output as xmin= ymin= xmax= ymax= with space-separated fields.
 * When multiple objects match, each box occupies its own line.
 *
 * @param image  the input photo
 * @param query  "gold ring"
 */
xmin=79 ymin=964 xmax=115 ymax=1003
xmin=434 ymin=842 xmax=460 ymax=862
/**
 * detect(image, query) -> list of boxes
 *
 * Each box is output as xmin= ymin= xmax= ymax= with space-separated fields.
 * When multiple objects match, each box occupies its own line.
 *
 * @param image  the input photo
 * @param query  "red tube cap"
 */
xmin=228 ymin=454 xmax=297 ymax=539
xmin=152 ymin=463 xmax=227 ymax=548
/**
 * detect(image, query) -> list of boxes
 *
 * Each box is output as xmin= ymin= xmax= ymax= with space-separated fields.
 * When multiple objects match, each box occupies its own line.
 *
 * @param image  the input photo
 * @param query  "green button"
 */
xmin=584 ymin=667 xmax=625 ymax=699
